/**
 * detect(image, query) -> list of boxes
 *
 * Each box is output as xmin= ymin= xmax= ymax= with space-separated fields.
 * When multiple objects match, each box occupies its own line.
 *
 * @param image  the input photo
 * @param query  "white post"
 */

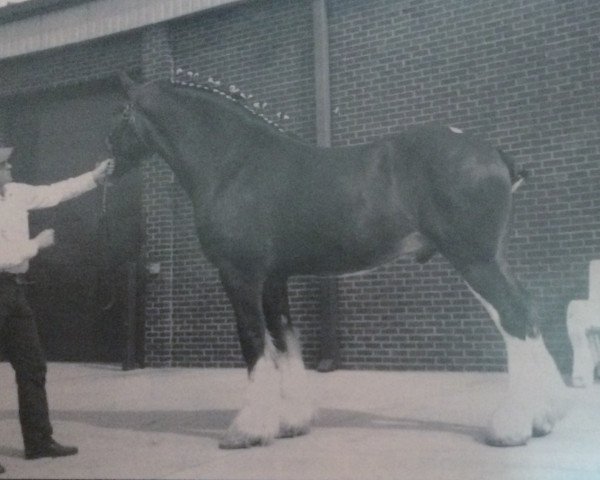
xmin=568 ymin=260 xmax=600 ymax=387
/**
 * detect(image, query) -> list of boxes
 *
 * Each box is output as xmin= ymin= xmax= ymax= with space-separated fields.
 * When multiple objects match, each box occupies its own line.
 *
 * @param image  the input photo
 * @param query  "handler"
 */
xmin=0 ymin=146 xmax=113 ymax=474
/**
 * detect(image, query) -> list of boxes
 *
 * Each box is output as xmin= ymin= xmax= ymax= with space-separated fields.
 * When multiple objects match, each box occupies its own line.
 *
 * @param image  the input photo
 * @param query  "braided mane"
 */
xmin=170 ymin=68 xmax=290 ymax=134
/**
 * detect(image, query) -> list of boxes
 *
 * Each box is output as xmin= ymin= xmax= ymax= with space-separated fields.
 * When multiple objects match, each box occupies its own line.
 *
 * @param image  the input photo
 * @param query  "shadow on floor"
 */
xmin=0 ymin=407 xmax=486 ymax=447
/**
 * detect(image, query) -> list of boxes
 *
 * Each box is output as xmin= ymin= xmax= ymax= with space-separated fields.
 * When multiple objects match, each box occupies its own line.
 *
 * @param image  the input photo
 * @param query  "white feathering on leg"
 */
xmin=528 ymin=336 xmax=568 ymax=436
xmin=493 ymin=336 xmax=538 ymax=445
xmin=468 ymin=287 xmax=534 ymax=445
xmin=468 ymin=285 xmax=568 ymax=445
xmin=220 ymin=335 xmax=281 ymax=448
xmin=277 ymin=325 xmax=314 ymax=438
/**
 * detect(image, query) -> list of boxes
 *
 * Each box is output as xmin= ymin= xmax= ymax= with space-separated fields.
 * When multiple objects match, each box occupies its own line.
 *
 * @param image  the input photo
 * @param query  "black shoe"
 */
xmin=25 ymin=439 xmax=78 ymax=460
xmin=0 ymin=463 xmax=5 ymax=474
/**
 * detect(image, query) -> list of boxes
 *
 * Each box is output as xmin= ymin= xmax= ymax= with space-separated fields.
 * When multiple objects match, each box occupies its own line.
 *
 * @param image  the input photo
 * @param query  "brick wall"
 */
xmin=1 ymin=0 xmax=599 ymax=373
xmin=325 ymin=0 xmax=600 ymax=371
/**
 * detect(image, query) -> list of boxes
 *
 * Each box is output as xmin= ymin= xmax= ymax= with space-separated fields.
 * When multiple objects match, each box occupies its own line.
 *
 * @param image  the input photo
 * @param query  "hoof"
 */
xmin=219 ymin=429 xmax=273 ymax=450
xmin=532 ymin=421 xmax=553 ymax=438
xmin=486 ymin=403 xmax=532 ymax=447
xmin=277 ymin=402 xmax=314 ymax=440
xmin=532 ymin=410 xmax=555 ymax=437
xmin=485 ymin=434 xmax=529 ymax=447
xmin=571 ymin=376 xmax=588 ymax=388
xmin=532 ymin=396 xmax=567 ymax=438
xmin=277 ymin=423 xmax=310 ymax=439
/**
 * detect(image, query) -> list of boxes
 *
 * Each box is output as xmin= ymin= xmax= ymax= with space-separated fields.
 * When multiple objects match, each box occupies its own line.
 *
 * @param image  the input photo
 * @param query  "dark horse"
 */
xmin=107 ymin=72 xmax=566 ymax=449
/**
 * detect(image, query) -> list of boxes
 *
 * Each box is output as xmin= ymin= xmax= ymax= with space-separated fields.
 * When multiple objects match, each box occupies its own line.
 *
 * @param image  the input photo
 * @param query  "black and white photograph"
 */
xmin=0 ymin=0 xmax=599 ymax=478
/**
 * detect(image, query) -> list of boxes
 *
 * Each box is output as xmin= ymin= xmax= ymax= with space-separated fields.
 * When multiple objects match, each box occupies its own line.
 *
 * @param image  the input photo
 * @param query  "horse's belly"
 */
xmin=286 ymin=231 xmax=426 ymax=276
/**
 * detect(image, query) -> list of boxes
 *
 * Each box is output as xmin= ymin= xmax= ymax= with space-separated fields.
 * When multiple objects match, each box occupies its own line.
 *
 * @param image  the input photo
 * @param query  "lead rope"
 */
xmin=98 ymin=179 xmax=116 ymax=311
xmin=101 ymin=180 xmax=109 ymax=216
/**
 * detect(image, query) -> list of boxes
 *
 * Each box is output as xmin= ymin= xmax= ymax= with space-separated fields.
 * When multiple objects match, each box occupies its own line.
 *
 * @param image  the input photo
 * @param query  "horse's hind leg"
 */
xmin=263 ymin=276 xmax=314 ymax=438
xmin=455 ymin=258 xmax=567 ymax=446
xmin=217 ymin=266 xmax=281 ymax=449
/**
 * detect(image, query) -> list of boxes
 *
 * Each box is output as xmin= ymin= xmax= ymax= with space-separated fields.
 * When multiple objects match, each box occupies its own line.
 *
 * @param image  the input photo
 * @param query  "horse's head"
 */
xmin=107 ymin=73 xmax=154 ymax=176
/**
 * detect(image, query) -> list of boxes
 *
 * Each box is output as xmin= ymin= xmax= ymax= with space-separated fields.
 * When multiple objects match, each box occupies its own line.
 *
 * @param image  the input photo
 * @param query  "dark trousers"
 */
xmin=0 ymin=276 xmax=53 ymax=450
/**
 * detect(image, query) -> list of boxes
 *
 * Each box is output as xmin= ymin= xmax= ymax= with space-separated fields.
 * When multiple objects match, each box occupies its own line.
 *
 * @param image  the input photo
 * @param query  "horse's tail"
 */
xmin=497 ymin=148 xmax=529 ymax=193
xmin=496 ymin=148 xmax=528 ymax=261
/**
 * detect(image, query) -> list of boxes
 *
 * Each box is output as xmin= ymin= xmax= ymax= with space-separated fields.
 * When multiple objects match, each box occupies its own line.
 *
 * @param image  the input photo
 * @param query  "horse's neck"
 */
xmin=152 ymin=97 xmax=245 ymax=195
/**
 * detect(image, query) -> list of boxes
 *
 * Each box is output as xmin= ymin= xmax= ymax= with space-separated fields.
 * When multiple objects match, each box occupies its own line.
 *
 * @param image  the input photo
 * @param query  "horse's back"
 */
xmin=200 ymin=122 xmax=514 ymax=275
xmin=267 ymin=124 xmax=513 ymax=272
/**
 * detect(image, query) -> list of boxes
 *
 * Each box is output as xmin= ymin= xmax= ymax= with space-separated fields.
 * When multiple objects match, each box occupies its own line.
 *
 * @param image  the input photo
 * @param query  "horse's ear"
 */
xmin=118 ymin=71 xmax=138 ymax=97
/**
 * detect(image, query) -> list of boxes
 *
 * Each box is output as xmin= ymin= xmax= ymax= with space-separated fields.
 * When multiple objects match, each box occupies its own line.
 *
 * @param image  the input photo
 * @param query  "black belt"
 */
xmin=0 ymin=273 xmax=31 ymax=284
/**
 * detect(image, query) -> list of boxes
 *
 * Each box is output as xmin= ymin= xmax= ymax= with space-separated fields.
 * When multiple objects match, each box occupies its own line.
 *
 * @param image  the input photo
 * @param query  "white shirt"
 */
xmin=0 ymin=172 xmax=97 ymax=273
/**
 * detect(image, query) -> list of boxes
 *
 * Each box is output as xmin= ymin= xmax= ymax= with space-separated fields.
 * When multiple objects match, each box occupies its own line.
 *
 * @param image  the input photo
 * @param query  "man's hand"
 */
xmin=92 ymin=158 xmax=115 ymax=184
xmin=34 ymin=229 xmax=55 ymax=250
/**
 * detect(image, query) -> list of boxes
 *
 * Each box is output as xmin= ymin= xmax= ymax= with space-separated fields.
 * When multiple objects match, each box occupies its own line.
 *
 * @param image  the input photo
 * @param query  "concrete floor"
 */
xmin=0 ymin=363 xmax=598 ymax=480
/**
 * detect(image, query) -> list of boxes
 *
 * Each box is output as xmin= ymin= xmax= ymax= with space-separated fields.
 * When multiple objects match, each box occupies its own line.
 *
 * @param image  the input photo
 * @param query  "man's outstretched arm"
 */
xmin=15 ymin=159 xmax=114 ymax=210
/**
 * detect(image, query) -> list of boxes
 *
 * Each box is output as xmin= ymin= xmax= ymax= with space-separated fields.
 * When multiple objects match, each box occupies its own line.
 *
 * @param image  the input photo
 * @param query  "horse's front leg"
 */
xmin=263 ymin=276 xmax=314 ymax=439
xmin=218 ymin=267 xmax=281 ymax=449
